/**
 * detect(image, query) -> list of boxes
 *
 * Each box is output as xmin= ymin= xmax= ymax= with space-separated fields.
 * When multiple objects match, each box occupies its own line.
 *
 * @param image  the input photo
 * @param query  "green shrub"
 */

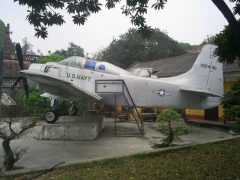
xmin=37 ymin=53 xmax=64 ymax=64
xmin=154 ymin=109 xmax=190 ymax=148
xmin=20 ymin=88 xmax=51 ymax=117
xmin=222 ymin=80 xmax=240 ymax=122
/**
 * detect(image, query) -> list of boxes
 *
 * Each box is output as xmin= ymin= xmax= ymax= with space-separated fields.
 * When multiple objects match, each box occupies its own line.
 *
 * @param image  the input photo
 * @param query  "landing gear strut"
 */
xmin=69 ymin=103 xmax=78 ymax=116
xmin=44 ymin=100 xmax=78 ymax=123
xmin=44 ymin=99 xmax=58 ymax=123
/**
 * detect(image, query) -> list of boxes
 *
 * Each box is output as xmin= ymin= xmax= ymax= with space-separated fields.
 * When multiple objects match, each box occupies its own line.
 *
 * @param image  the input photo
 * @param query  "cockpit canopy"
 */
xmin=58 ymin=56 xmax=95 ymax=69
xmin=58 ymin=56 xmax=130 ymax=75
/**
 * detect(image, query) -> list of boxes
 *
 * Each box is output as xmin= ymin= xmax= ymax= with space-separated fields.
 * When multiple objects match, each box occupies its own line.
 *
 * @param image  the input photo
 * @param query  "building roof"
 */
xmin=129 ymin=51 xmax=240 ymax=78
xmin=129 ymin=52 xmax=199 ymax=77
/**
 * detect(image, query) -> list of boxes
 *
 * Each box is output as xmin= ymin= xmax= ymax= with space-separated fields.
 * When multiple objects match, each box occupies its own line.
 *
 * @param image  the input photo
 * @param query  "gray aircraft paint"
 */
xmin=22 ymin=44 xmax=223 ymax=109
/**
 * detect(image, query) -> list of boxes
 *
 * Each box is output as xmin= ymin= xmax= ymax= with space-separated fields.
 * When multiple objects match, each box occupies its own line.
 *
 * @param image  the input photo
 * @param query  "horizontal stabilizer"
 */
xmin=180 ymin=87 xmax=222 ymax=97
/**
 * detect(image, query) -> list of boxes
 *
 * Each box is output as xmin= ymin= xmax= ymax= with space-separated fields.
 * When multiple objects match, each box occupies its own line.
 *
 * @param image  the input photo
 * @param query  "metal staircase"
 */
xmin=96 ymin=79 xmax=144 ymax=136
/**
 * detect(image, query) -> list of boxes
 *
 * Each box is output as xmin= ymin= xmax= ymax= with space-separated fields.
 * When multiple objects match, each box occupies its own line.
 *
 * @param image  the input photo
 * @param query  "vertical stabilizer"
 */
xmin=162 ymin=44 xmax=223 ymax=97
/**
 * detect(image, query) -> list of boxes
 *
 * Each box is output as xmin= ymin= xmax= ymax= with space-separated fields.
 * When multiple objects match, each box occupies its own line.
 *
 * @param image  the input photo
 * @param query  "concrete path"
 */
xmin=0 ymin=118 xmax=235 ymax=170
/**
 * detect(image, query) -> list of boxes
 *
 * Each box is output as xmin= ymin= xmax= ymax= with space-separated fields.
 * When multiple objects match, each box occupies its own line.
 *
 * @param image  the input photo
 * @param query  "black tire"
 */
xmin=44 ymin=110 xmax=58 ymax=123
xmin=69 ymin=106 xmax=78 ymax=116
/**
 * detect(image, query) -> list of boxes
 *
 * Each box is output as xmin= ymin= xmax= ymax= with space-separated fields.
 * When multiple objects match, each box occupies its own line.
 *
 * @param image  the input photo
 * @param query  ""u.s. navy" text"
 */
xmin=67 ymin=73 xmax=91 ymax=81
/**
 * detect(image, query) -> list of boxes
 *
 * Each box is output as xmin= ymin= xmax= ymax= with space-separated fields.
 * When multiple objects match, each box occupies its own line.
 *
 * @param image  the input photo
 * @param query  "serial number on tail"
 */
xmin=200 ymin=64 xmax=217 ymax=70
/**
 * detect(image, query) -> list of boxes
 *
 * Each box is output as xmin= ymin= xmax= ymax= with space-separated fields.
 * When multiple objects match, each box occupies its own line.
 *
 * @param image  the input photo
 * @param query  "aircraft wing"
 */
xmin=180 ymin=87 xmax=222 ymax=97
xmin=21 ymin=70 xmax=102 ymax=102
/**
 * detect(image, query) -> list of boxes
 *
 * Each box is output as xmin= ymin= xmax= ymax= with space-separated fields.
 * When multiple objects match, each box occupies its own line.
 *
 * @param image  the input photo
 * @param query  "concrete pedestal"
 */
xmin=33 ymin=115 xmax=105 ymax=140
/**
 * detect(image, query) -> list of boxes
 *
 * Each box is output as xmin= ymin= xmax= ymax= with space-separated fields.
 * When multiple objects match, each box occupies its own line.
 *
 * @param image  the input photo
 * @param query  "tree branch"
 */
xmin=211 ymin=0 xmax=240 ymax=39
xmin=13 ymin=119 xmax=37 ymax=139
xmin=8 ymin=118 xmax=17 ymax=138
xmin=0 ymin=127 xmax=7 ymax=139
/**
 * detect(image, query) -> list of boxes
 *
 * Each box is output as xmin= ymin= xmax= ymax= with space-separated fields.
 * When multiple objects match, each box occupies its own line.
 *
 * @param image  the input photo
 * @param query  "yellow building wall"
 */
xmin=128 ymin=107 xmax=142 ymax=121
xmin=185 ymin=109 xmax=205 ymax=119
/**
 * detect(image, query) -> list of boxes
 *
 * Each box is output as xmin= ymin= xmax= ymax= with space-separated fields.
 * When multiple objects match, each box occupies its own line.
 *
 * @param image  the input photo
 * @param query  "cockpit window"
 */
xmin=69 ymin=59 xmax=77 ymax=67
xmin=58 ymin=59 xmax=69 ymax=66
xmin=58 ymin=56 xmax=85 ymax=68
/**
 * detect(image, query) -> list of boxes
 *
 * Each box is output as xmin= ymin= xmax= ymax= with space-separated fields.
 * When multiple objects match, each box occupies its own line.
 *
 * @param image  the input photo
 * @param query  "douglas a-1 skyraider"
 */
xmin=15 ymin=44 xmax=223 ymax=123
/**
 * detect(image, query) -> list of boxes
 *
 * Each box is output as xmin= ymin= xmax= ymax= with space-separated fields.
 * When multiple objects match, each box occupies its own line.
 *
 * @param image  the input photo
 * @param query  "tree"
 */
xmin=222 ymin=80 xmax=240 ymax=122
xmin=0 ymin=91 xmax=38 ymax=171
xmin=211 ymin=0 xmax=240 ymax=64
xmin=211 ymin=0 xmax=240 ymax=40
xmin=54 ymin=42 xmax=85 ymax=58
xmin=21 ymin=37 xmax=34 ymax=55
xmin=13 ymin=0 xmax=161 ymax=38
xmin=212 ymin=21 xmax=240 ymax=65
xmin=155 ymin=109 xmax=182 ymax=147
xmin=20 ymin=88 xmax=51 ymax=117
xmin=37 ymin=53 xmax=64 ymax=64
xmin=97 ymin=28 xmax=186 ymax=68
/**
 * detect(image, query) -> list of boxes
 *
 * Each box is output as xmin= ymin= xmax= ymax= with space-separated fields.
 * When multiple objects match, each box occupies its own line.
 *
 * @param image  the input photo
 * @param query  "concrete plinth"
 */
xmin=33 ymin=115 xmax=105 ymax=140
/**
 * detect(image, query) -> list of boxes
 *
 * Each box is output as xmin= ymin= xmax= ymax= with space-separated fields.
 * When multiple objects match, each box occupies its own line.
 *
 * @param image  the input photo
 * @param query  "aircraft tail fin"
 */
xmin=168 ymin=44 xmax=223 ymax=97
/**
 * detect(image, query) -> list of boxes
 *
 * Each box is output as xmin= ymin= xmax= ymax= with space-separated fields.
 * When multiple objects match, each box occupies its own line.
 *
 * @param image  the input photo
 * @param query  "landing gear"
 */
xmin=45 ymin=99 xmax=58 ymax=123
xmin=44 ymin=99 xmax=78 ymax=123
xmin=44 ymin=110 xmax=57 ymax=123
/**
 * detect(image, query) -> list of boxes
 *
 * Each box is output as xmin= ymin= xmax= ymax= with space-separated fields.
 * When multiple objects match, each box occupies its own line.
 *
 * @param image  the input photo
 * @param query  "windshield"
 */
xmin=58 ymin=56 xmax=85 ymax=68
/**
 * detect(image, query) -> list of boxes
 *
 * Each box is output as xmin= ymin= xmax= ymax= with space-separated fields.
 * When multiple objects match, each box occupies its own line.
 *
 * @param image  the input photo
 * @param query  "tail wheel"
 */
xmin=44 ymin=110 xmax=58 ymax=123
xmin=69 ymin=105 xmax=78 ymax=116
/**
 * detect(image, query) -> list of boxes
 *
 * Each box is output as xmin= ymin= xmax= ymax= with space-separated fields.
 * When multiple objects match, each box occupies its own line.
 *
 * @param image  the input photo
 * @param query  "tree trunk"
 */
xmin=211 ymin=0 xmax=240 ymax=39
xmin=2 ymin=139 xmax=15 ymax=171
xmin=163 ymin=121 xmax=174 ymax=146
xmin=167 ymin=121 xmax=174 ymax=144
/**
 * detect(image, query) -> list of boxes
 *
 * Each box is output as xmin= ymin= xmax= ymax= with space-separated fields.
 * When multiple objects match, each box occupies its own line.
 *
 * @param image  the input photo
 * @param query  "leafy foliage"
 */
xmin=155 ymin=109 xmax=182 ymax=147
xmin=222 ymin=80 xmax=240 ymax=122
xmin=37 ymin=53 xmax=64 ymax=64
xmin=97 ymin=28 xmax=186 ymax=68
xmin=53 ymin=100 xmax=88 ymax=116
xmin=37 ymin=42 xmax=84 ymax=63
xmin=210 ymin=0 xmax=240 ymax=65
xmin=213 ymin=21 xmax=240 ymax=65
xmin=157 ymin=121 xmax=190 ymax=136
xmin=19 ymin=88 xmax=51 ymax=117
xmin=0 ymin=19 xmax=5 ymax=51
xmin=13 ymin=0 xmax=169 ymax=38
xmin=54 ymin=42 xmax=85 ymax=58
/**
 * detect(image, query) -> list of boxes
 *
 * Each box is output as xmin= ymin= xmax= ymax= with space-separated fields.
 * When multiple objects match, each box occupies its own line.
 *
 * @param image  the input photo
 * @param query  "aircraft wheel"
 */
xmin=69 ymin=105 xmax=78 ymax=116
xmin=44 ymin=110 xmax=58 ymax=123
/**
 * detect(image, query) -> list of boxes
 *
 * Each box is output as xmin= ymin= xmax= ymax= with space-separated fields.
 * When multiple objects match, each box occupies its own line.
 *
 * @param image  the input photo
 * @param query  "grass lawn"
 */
xmin=9 ymin=138 xmax=240 ymax=179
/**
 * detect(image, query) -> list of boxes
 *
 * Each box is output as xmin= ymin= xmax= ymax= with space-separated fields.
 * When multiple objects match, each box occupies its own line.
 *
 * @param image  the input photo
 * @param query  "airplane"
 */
xmin=16 ymin=44 xmax=223 ymax=123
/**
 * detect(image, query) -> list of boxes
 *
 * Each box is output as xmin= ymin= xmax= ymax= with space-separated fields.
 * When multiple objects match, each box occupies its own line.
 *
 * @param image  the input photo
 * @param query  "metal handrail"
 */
xmin=96 ymin=79 xmax=144 ymax=136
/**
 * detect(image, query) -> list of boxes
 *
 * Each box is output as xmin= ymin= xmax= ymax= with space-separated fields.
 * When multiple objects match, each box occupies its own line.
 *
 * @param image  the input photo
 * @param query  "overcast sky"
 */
xmin=0 ymin=0 xmax=234 ymax=56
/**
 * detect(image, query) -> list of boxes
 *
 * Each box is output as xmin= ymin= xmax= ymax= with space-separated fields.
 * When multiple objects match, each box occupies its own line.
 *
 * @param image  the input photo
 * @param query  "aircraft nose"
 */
xmin=28 ymin=63 xmax=44 ymax=72
xmin=20 ymin=63 xmax=46 ymax=75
